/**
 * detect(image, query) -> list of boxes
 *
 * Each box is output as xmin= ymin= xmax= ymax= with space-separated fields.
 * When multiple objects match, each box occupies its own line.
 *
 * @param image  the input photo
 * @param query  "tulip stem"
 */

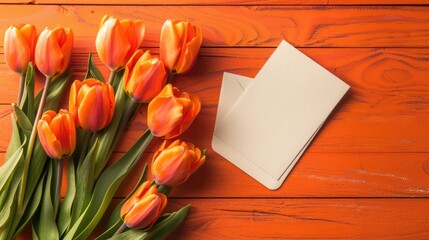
xmin=114 ymin=223 xmax=127 ymax=236
xmin=18 ymin=76 xmax=51 ymax=212
xmin=108 ymin=70 xmax=117 ymax=85
xmin=78 ymin=132 xmax=91 ymax=165
xmin=54 ymin=158 xmax=63 ymax=217
xmin=17 ymin=73 xmax=25 ymax=106
xmin=167 ymin=71 xmax=175 ymax=84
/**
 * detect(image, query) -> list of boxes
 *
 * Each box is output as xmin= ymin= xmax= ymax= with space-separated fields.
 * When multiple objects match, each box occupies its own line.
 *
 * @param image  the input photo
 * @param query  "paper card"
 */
xmin=212 ymin=40 xmax=350 ymax=190
xmin=212 ymin=73 xmax=322 ymax=189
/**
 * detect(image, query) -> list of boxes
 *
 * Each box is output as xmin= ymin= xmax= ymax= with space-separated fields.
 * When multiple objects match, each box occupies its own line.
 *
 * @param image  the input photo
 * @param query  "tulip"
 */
xmin=69 ymin=78 xmax=115 ymax=132
xmin=35 ymin=27 xmax=73 ymax=77
xmin=123 ymin=50 xmax=167 ymax=103
xmin=147 ymin=84 xmax=200 ymax=139
xmin=96 ymin=15 xmax=145 ymax=71
xmin=4 ymin=24 xmax=37 ymax=74
xmin=152 ymin=140 xmax=206 ymax=187
xmin=37 ymin=109 xmax=76 ymax=160
xmin=160 ymin=19 xmax=202 ymax=74
xmin=120 ymin=181 xmax=167 ymax=229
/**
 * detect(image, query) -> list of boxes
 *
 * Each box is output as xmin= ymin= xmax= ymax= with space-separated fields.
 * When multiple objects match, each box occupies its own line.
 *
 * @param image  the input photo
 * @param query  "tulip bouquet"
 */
xmin=0 ymin=16 xmax=205 ymax=240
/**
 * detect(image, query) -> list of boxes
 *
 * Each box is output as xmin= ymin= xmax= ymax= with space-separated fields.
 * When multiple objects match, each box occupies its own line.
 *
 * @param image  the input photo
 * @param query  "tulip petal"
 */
xmin=35 ymin=28 xmax=65 ymax=77
xmin=37 ymin=120 xmax=62 ymax=160
xmin=160 ymin=20 xmax=182 ymax=71
xmin=152 ymin=146 xmax=191 ymax=186
xmin=124 ymin=195 xmax=161 ymax=229
xmin=148 ymin=97 xmax=184 ymax=138
xmin=4 ymin=26 xmax=31 ymax=73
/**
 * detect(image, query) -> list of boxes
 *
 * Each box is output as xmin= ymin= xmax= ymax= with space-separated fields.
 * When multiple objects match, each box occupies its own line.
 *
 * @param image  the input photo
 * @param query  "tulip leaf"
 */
xmin=70 ymin=139 xmax=99 ymax=226
xmin=13 ymin=103 xmax=32 ymax=135
xmin=34 ymin=160 xmax=59 ymax=240
xmin=109 ymin=205 xmax=191 ymax=240
xmin=34 ymin=70 xmax=72 ymax=111
xmin=23 ymin=63 xmax=36 ymax=122
xmin=6 ymin=113 xmax=22 ymax=160
xmin=95 ymin=164 xmax=149 ymax=240
xmin=63 ymin=130 xmax=154 ymax=240
xmin=85 ymin=52 xmax=105 ymax=82
xmin=12 ymin=168 xmax=46 ymax=239
xmin=58 ymin=158 xmax=76 ymax=237
xmin=93 ymin=83 xmax=126 ymax=179
xmin=0 ymin=118 xmax=26 ymax=195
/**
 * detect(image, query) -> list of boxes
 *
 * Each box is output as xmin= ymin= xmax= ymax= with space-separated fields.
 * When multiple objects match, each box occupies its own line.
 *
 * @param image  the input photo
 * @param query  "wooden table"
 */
xmin=1 ymin=0 xmax=429 ymax=239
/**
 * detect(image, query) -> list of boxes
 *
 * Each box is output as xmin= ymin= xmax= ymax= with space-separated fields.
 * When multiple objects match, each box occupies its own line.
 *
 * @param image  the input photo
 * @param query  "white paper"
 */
xmin=212 ymin=40 xmax=350 ymax=190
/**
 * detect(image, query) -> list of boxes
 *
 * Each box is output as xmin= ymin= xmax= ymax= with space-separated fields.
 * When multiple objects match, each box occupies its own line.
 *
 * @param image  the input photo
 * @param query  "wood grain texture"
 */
xmin=2 ymin=48 xmax=428 ymax=153
xmin=3 ymin=0 xmax=429 ymax=5
xmin=165 ymin=198 xmax=429 ymax=239
xmin=0 ymin=6 xmax=429 ymax=48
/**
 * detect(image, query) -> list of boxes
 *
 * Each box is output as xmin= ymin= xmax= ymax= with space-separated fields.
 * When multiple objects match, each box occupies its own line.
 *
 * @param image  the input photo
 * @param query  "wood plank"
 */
xmin=0 ymin=6 xmax=429 ymax=48
xmin=131 ymin=198 xmax=429 ymax=239
xmin=110 ymin=152 xmax=429 ymax=198
xmin=1 ymin=48 xmax=429 ymax=153
xmin=4 ymin=0 xmax=429 ymax=5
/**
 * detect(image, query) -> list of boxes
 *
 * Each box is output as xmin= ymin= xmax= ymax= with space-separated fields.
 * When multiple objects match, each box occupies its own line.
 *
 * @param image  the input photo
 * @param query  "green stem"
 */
xmin=54 ymin=158 xmax=63 ymax=217
xmin=108 ymin=70 xmax=116 ymax=85
xmin=114 ymin=222 xmax=127 ymax=236
xmin=18 ymin=76 xmax=51 ymax=212
xmin=78 ymin=132 xmax=91 ymax=165
xmin=167 ymin=71 xmax=175 ymax=84
xmin=17 ymin=73 xmax=25 ymax=106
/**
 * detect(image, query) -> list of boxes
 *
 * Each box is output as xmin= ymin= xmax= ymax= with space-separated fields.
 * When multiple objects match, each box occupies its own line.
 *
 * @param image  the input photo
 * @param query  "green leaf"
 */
xmin=24 ymin=63 xmax=36 ymax=122
xmin=13 ymin=104 xmax=32 ymax=135
xmin=70 ymin=140 xmax=99 ymax=226
xmin=93 ymin=83 xmax=126 ymax=179
xmin=58 ymin=158 xmax=76 ymax=237
xmin=35 ymin=160 xmax=59 ymax=240
xmin=0 ymin=142 xmax=23 ymax=195
xmin=12 ymin=169 xmax=46 ymax=239
xmin=6 ymin=113 xmax=23 ymax=160
xmin=95 ymin=164 xmax=149 ymax=240
xmin=85 ymin=52 xmax=105 ymax=82
xmin=63 ymin=130 xmax=154 ymax=240
xmin=34 ymin=70 xmax=72 ymax=111
xmin=109 ymin=205 xmax=192 ymax=240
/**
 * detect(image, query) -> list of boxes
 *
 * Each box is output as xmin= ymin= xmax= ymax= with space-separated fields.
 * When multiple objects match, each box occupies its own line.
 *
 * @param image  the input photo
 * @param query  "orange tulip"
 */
xmin=35 ymin=27 xmax=73 ymax=77
xmin=160 ymin=19 xmax=202 ymax=74
xmin=151 ymin=140 xmax=206 ymax=187
xmin=37 ymin=109 xmax=76 ymax=160
xmin=120 ymin=181 xmax=167 ymax=229
xmin=96 ymin=15 xmax=145 ymax=71
xmin=69 ymin=79 xmax=115 ymax=132
xmin=4 ymin=24 xmax=37 ymax=74
xmin=123 ymin=50 xmax=167 ymax=103
xmin=147 ymin=84 xmax=200 ymax=139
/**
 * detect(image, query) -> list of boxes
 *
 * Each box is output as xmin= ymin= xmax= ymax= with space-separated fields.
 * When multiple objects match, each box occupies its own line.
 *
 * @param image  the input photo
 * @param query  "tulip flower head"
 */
xmin=123 ymin=50 xmax=167 ymax=103
xmin=37 ymin=109 xmax=76 ymax=160
xmin=160 ymin=19 xmax=202 ymax=74
xmin=152 ymin=140 xmax=206 ymax=187
xmin=96 ymin=15 xmax=145 ymax=71
xmin=4 ymin=24 xmax=37 ymax=74
xmin=147 ymin=84 xmax=200 ymax=139
xmin=120 ymin=181 xmax=167 ymax=229
xmin=69 ymin=78 xmax=115 ymax=132
xmin=35 ymin=27 xmax=73 ymax=77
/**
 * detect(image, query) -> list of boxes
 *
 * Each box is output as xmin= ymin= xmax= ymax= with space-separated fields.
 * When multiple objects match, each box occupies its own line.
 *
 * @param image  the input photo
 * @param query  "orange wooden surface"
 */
xmin=1 ymin=1 xmax=429 ymax=239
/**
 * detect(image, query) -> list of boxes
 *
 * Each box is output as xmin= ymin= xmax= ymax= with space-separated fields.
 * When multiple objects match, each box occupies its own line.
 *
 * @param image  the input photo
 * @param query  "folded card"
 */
xmin=212 ymin=40 xmax=350 ymax=190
